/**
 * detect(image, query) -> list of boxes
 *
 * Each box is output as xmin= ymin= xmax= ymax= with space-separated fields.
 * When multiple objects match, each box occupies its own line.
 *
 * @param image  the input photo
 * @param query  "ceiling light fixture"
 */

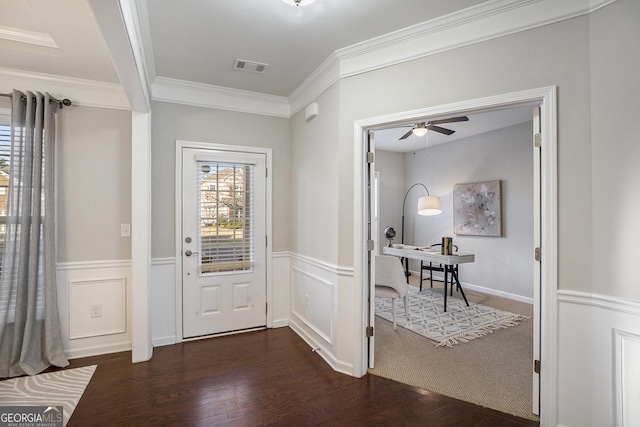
xmin=411 ymin=124 xmax=429 ymax=137
xmin=281 ymin=0 xmax=316 ymax=6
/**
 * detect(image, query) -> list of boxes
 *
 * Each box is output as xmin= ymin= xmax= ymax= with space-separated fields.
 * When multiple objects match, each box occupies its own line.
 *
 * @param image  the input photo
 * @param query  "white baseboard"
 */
xmin=272 ymin=319 xmax=290 ymax=328
xmin=409 ymin=269 xmax=533 ymax=304
xmin=288 ymin=320 xmax=354 ymax=377
xmin=152 ymin=336 xmax=177 ymax=347
xmin=66 ymin=341 xmax=131 ymax=360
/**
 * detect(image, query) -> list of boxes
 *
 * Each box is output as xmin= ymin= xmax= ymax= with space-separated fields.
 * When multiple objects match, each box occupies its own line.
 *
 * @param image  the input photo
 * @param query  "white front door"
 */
xmin=181 ymin=148 xmax=267 ymax=338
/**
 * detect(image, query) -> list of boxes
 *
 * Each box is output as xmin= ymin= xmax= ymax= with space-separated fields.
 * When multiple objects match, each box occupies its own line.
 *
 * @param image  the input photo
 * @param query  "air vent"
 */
xmin=233 ymin=59 xmax=268 ymax=74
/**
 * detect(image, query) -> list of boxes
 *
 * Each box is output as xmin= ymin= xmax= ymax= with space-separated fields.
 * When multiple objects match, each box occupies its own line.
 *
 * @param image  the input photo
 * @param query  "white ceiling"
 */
xmin=145 ymin=0 xmax=485 ymax=97
xmin=1 ymin=0 xmax=541 ymax=140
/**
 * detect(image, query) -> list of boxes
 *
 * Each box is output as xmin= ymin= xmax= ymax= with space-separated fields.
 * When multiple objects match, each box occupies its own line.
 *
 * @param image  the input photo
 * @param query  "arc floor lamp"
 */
xmin=401 ymin=183 xmax=442 ymax=244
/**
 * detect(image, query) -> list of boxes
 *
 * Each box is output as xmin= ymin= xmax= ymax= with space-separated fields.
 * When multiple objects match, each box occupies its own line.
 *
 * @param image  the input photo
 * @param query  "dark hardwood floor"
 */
xmin=64 ymin=328 xmax=539 ymax=426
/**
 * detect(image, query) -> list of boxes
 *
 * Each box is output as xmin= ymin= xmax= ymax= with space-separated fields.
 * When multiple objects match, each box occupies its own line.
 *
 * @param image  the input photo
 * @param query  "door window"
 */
xmin=197 ymin=161 xmax=255 ymax=274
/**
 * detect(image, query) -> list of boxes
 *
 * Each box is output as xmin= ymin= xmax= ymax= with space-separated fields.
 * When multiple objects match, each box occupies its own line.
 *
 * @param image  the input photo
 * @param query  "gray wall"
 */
xmin=399 ymin=121 xmax=533 ymax=298
xmin=57 ymin=106 xmax=132 ymax=262
xmin=150 ymin=101 xmax=290 ymax=258
xmin=332 ymin=14 xmax=594 ymax=296
xmin=590 ymin=0 xmax=640 ymax=299
xmin=289 ymin=84 xmax=341 ymax=264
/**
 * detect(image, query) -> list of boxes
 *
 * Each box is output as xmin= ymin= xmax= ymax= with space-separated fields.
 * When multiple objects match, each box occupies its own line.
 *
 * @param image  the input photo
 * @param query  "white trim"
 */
xmin=131 ymin=111 xmax=153 ymax=363
xmin=66 ymin=340 xmax=132 ymax=360
xmin=289 ymin=252 xmax=354 ymax=278
xmin=0 ymin=25 xmax=58 ymax=49
xmin=0 ymin=66 xmax=129 ymax=110
xmin=353 ymin=86 xmax=558 ymax=427
xmin=614 ymin=329 xmax=640 ymax=427
xmin=409 ymin=269 xmax=535 ymax=305
xmin=139 ymin=0 xmax=614 ymax=118
xmin=288 ymin=319 xmax=354 ymax=376
xmin=151 ymin=257 xmax=176 ymax=266
xmin=152 ymin=77 xmax=290 ymax=118
xmin=290 ymin=0 xmax=611 ymax=115
xmin=57 ymin=259 xmax=132 ymax=271
xmin=557 ymin=290 xmax=640 ymax=317
xmin=174 ymin=140 xmax=274 ymax=341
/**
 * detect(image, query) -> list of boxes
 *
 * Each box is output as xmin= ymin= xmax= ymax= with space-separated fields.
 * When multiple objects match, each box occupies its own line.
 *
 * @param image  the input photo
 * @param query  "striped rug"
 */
xmin=0 ymin=365 xmax=96 ymax=426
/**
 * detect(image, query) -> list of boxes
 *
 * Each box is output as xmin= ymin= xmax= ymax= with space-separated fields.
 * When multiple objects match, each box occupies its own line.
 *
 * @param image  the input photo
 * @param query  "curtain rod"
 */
xmin=0 ymin=92 xmax=72 ymax=108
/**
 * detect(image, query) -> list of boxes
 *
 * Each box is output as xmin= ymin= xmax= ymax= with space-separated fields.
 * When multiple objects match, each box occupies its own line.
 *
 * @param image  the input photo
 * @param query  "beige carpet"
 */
xmin=0 ymin=365 xmax=96 ymax=426
xmin=370 ymin=281 xmax=539 ymax=422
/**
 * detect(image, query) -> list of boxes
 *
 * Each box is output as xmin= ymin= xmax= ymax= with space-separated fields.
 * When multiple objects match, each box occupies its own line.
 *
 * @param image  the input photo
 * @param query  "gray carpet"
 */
xmin=369 ymin=281 xmax=539 ymax=422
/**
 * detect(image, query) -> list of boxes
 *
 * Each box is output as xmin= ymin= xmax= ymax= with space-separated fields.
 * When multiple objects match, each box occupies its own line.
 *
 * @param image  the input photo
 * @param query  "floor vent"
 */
xmin=233 ymin=59 xmax=268 ymax=74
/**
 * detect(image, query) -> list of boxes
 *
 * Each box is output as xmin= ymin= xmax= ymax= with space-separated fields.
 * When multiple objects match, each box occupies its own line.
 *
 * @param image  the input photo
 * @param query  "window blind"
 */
xmin=197 ymin=161 xmax=255 ymax=273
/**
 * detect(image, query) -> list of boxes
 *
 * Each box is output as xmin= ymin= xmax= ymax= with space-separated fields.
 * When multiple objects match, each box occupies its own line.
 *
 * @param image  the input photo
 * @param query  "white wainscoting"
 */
xmin=150 ymin=257 xmax=177 ymax=347
xmin=57 ymin=260 xmax=132 ymax=359
xmin=557 ymin=291 xmax=640 ymax=427
xmin=287 ymin=253 xmax=354 ymax=376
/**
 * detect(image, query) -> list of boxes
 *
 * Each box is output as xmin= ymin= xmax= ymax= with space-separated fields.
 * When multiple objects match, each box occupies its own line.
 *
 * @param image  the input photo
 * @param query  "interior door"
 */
xmin=182 ymin=148 xmax=267 ymax=338
xmin=532 ymin=106 xmax=542 ymax=415
xmin=367 ymin=131 xmax=377 ymax=368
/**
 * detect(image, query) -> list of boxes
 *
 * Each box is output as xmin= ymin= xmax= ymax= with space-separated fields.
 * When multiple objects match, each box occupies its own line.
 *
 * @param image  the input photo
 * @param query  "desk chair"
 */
xmin=420 ymin=243 xmax=460 ymax=294
xmin=375 ymin=255 xmax=409 ymax=330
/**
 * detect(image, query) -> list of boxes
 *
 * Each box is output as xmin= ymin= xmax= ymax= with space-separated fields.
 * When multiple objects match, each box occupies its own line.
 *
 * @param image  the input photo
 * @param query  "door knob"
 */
xmin=185 ymin=250 xmax=198 ymax=257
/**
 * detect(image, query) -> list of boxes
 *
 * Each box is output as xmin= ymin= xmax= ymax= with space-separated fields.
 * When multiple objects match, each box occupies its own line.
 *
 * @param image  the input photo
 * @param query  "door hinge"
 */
xmin=367 ymin=240 xmax=375 ymax=251
xmin=266 ymin=302 xmax=268 ymax=315
xmin=534 ymin=247 xmax=541 ymax=262
xmin=367 ymin=152 xmax=375 ymax=163
xmin=266 ymin=235 xmax=268 ymax=247
xmin=534 ymin=359 xmax=541 ymax=374
xmin=266 ymin=167 xmax=268 ymax=177
xmin=366 ymin=326 xmax=374 ymax=337
xmin=534 ymin=133 xmax=542 ymax=148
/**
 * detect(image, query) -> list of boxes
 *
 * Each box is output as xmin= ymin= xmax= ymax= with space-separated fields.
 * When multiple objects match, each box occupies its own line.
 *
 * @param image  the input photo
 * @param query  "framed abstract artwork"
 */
xmin=453 ymin=180 xmax=502 ymax=236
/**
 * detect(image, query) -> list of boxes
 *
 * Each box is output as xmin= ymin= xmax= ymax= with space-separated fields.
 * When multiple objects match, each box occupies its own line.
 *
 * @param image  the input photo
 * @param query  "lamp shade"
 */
xmin=417 ymin=195 xmax=442 ymax=216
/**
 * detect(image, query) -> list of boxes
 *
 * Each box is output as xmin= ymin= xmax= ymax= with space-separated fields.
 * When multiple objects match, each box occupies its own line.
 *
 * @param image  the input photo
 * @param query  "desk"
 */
xmin=383 ymin=245 xmax=475 ymax=312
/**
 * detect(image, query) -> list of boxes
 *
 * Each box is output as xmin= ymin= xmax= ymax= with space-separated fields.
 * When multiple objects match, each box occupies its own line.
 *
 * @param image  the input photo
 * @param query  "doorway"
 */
xmin=355 ymin=87 xmax=558 ymax=425
xmin=176 ymin=142 xmax=273 ymax=340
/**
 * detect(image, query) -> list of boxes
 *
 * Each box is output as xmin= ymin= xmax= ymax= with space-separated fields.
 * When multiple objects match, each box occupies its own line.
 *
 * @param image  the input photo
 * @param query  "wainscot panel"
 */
xmin=57 ymin=260 xmax=132 ymax=359
xmin=287 ymin=253 xmax=355 ymax=376
xmin=557 ymin=291 xmax=640 ymax=427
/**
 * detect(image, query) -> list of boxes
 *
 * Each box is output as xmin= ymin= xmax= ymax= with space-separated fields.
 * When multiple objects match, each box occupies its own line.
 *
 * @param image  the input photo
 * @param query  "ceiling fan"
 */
xmin=399 ymin=116 xmax=469 ymax=140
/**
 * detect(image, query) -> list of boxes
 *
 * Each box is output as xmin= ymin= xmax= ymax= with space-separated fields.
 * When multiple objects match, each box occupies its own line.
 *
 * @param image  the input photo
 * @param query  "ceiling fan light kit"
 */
xmin=412 ymin=126 xmax=429 ymax=137
xmin=399 ymin=116 xmax=470 ymax=140
xmin=281 ymin=0 xmax=317 ymax=6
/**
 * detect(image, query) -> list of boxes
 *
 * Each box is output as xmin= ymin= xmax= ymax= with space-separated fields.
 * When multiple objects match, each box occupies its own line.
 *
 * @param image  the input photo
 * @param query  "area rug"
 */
xmin=375 ymin=288 xmax=529 ymax=347
xmin=0 ymin=365 xmax=96 ymax=426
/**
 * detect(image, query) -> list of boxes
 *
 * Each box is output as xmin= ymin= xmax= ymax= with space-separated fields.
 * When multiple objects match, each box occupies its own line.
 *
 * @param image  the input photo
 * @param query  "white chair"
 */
xmin=375 ymin=255 xmax=410 ymax=330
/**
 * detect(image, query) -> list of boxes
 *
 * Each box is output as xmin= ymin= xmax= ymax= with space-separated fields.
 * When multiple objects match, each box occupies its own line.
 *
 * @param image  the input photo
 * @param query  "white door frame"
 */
xmin=353 ymin=87 xmax=558 ymax=427
xmin=175 ymin=140 xmax=273 ymax=342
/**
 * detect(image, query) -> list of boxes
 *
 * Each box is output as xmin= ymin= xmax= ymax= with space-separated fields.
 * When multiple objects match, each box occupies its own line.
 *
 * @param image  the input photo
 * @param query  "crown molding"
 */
xmin=0 ymin=25 xmax=58 ymax=49
xmin=151 ymin=76 xmax=290 ymax=118
xmin=0 ymin=66 xmax=130 ymax=110
xmin=135 ymin=0 xmax=616 ymax=118
xmin=287 ymin=0 xmax=617 ymax=116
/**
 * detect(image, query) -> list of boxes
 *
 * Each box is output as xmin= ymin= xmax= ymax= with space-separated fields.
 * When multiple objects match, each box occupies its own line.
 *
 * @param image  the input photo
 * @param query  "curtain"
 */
xmin=0 ymin=90 xmax=68 ymax=377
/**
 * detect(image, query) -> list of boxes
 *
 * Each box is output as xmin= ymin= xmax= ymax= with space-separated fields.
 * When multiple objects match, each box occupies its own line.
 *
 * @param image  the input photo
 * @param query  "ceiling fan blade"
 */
xmin=399 ymin=129 xmax=414 ymax=140
xmin=427 ymin=124 xmax=455 ymax=135
xmin=428 ymin=116 xmax=469 ymax=125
